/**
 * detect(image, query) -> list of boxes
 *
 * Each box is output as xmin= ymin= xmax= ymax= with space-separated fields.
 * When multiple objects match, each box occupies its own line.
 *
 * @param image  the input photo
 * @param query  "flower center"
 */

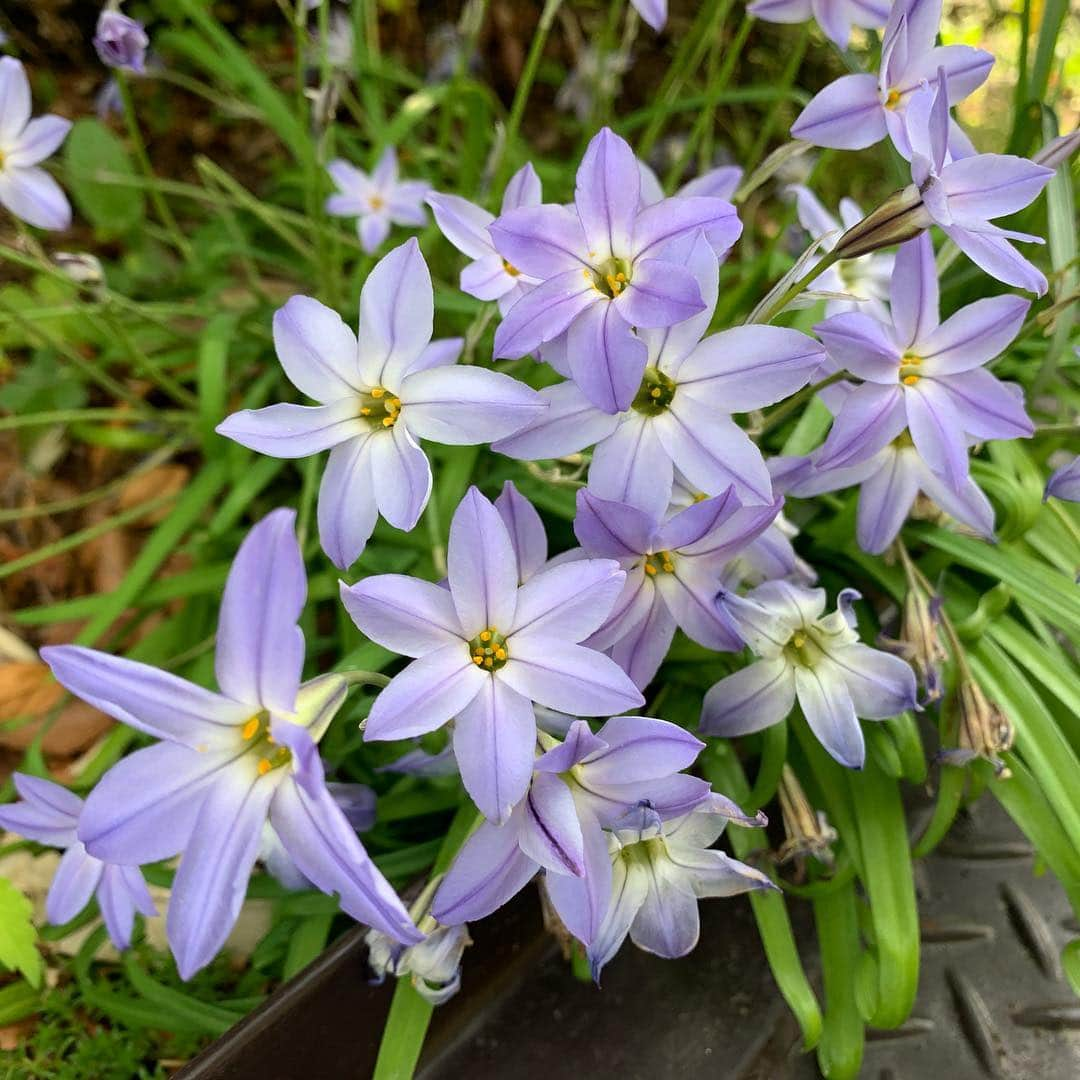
xmin=502 ymin=259 xmax=521 ymax=278
xmin=784 ymin=629 xmax=821 ymax=668
xmin=359 ymin=386 xmax=402 ymax=429
xmin=899 ymin=353 xmax=922 ymax=386
xmin=631 ymin=366 xmax=677 ymax=416
xmin=368 ymin=193 xmax=386 ymax=211
xmin=643 ymin=550 xmax=676 ymax=576
xmin=467 ymin=628 xmax=509 ymax=671
xmin=884 ymin=88 xmax=902 ymax=110
xmin=240 ymin=712 xmax=293 ymax=776
xmin=585 ymin=256 xmax=632 ymax=299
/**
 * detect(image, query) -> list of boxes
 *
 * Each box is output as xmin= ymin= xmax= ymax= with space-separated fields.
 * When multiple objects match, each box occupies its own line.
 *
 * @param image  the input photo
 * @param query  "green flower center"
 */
xmin=359 ymin=386 xmax=402 ymax=429
xmin=467 ymin=628 xmax=509 ymax=671
xmin=632 ymin=366 xmax=677 ymax=416
xmin=784 ymin=630 xmax=823 ymax=668
xmin=240 ymin=711 xmax=293 ymax=776
xmin=587 ymin=256 xmax=632 ymax=299
xmin=899 ymin=353 xmax=922 ymax=386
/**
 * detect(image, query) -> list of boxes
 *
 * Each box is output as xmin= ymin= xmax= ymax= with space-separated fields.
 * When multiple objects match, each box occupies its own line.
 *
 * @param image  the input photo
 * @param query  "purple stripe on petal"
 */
xmin=890 ymin=234 xmax=939 ymax=349
xmin=369 ymin=424 xmax=432 ymax=532
xmin=495 ymin=480 xmax=549 ymax=584
xmin=905 ymin=379 xmax=969 ymax=492
xmin=271 ymin=295 xmax=361 ymax=402
xmin=509 ymin=559 xmax=626 ymax=642
xmin=589 ymin=414 xmax=674 ymax=521
xmin=518 ymin=772 xmax=586 ymax=876
xmin=575 ymin=127 xmax=640 ymax=262
xmin=567 ymin=300 xmax=647 ymax=415
xmin=216 ymin=401 xmax=366 ymax=459
xmin=573 ymin=489 xmax=653 ymax=558
xmin=855 ymin=447 xmax=920 ymax=554
xmin=700 ymin=659 xmax=796 ymax=737
xmin=795 ymin=662 xmax=865 ymax=768
xmin=545 ymin=805 xmax=612 ymax=946
xmin=489 ymin=204 xmax=590 ymax=278
xmin=493 ymin=270 xmax=598 ymax=359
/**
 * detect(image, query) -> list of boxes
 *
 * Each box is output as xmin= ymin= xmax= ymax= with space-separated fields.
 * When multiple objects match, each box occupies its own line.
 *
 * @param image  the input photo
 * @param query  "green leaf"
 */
xmin=0 ymin=877 xmax=43 ymax=988
xmin=0 ymin=978 xmax=41 ymax=1025
xmin=62 ymin=118 xmax=145 ymax=235
xmin=814 ymin=882 xmax=866 ymax=1080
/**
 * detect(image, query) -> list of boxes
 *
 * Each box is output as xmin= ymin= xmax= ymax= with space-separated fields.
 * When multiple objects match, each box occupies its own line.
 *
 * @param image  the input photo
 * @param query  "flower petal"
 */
xmin=509 ymin=558 xmax=626 ymax=641
xmin=587 ymin=851 xmax=648 ymax=980
xmin=492 ymin=379 xmax=617 ymax=460
xmin=791 ymin=74 xmax=885 ymax=150
xmin=567 ymin=300 xmax=647 ymax=415
xmin=795 ymin=662 xmax=865 ymax=768
xmin=917 ymin=294 xmax=1029 ymax=374
xmin=631 ymin=196 xmax=742 ymax=261
xmin=575 ymin=127 xmax=640 ymax=262
xmin=815 ymin=383 xmax=907 ymax=471
xmin=426 ymin=191 xmax=494 ymax=259
xmin=518 ymin=771 xmax=586 ymax=875
xmin=585 ymin=715 xmax=703 ymax=785
xmin=628 ymin=861 xmax=700 ymax=959
xmin=495 ymin=480 xmax=548 ymax=584
xmin=654 ymin=560 xmax=745 ymax=651
xmin=0 ymin=166 xmax=71 ymax=230
xmin=890 ymin=234 xmax=939 ymax=349
xmin=216 ymin=400 xmax=365 ymax=458
xmin=493 ymin=270 xmax=598 ymax=359
xmin=855 ymin=447 xmax=920 ymax=554
xmin=914 ymin=456 xmax=996 ymax=540
xmin=905 ymin=378 xmax=969 ymax=491
xmin=589 ymin=413 xmax=674 ymax=521
xmin=812 ymin=313 xmax=900 ymax=383
xmin=318 ymin=435 xmax=378 ymax=569
xmin=934 ymin=368 xmax=1033 ymax=440
xmin=6 ymin=115 xmax=71 ymax=168
xmin=616 ymin=258 xmax=705 ymax=329
xmin=607 ymin=590 xmax=678 ymax=690
xmin=573 ymin=488 xmax=653 ymax=558
xmin=940 ymin=154 xmax=1053 ymax=224
xmin=369 ymin=424 xmax=432 ymax=531
xmin=831 ymin=643 xmax=917 ymax=719
xmin=488 ymin=204 xmax=590 ymax=278
xmin=0 ymin=58 xmax=32 ymax=144
xmin=271 ymin=295 xmax=361 ymax=402
xmin=98 ymin=864 xmax=155 ymax=949
xmin=340 ymin=575 xmax=463 ymax=657
xmin=943 ymin=224 xmax=1047 ymax=296
xmin=46 ymin=844 xmax=104 ymax=926
xmin=460 ymin=252 xmax=518 ymax=301
xmin=699 ymin=658 xmax=795 ymax=737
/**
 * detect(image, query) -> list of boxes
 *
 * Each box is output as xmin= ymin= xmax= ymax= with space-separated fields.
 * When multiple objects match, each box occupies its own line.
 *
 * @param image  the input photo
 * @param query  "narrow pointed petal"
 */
xmin=890 ymin=234 xmax=939 ymax=349
xmin=935 ymin=368 xmax=1033 ymax=440
xmin=215 ymin=508 xmax=305 ymax=715
xmin=673 ymin=497 xmax=782 ymax=562
xmin=46 ymin=844 xmax=104 ymax=925
xmin=699 ymin=659 xmax=796 ymax=737
xmin=631 ymin=0 xmax=668 ymax=31
xmin=607 ymin=590 xmax=679 ymax=690
xmin=495 ymin=481 xmax=548 ymax=584
xmin=400 ymin=366 xmax=545 ymax=444
xmin=940 ymin=155 xmax=1053 ymax=223
xmin=675 ymin=848 xmax=776 ymax=899
xmin=588 ymin=856 xmax=648 ymax=980
xmin=678 ymin=166 xmax=744 ymax=201
xmin=426 ymin=191 xmax=494 ymax=259
xmin=432 ymin=817 xmax=537 ymax=925
xmin=791 ymin=75 xmax=885 ymax=150
xmin=917 ymin=295 xmax=1029 ymax=374
xmin=492 ymin=380 xmax=616 ymax=461
xmin=386 ymin=184 xmax=430 ymax=227
xmin=364 ymin=645 xmax=486 ymax=740
xmin=98 ymin=864 xmax=155 ymax=949
xmin=509 ymin=559 xmax=626 ymax=641
xmin=42 ymin=645 xmax=248 ymax=748
xmin=915 ymin=458 xmax=996 ymax=540
xmin=573 ymin=489 xmax=653 ymax=558
xmin=616 ymin=258 xmax=705 ymax=329
xmin=583 ymin=774 xmax=710 ymax=826
xmin=812 ymin=0 xmax=852 ymax=46
xmin=358 ymin=239 xmax=433 ymax=388
xmin=655 ymin=562 xmax=745 ymax=651
xmin=6 ymin=115 xmax=71 ymax=168
xmin=501 ymin=636 xmax=644 ymax=715
xmin=545 ymin=807 xmax=612 ymax=946
xmin=493 ymin=270 xmax=597 ymax=359
xmin=358 ymin=213 xmax=391 ymax=254
xmin=271 ymin=295 xmax=361 ymax=402
xmin=629 ymin=866 xmax=700 ymax=958
xmin=167 ymin=771 xmax=275 ymax=980
xmin=270 ymin=775 xmax=421 ymax=943
xmin=447 ymin=486 xmax=519 ymax=636
xmin=812 ymin=313 xmax=900 ymax=383
xmin=369 ymin=424 xmax=432 ymax=531
xmin=586 ymin=567 xmax=656 ymax=652
xmin=795 ymin=663 xmax=864 ymax=768
xmin=905 ymin=379 xmax=969 ymax=491
xmin=675 ymin=326 xmax=826 ymax=410
xmin=586 ymin=716 xmax=703 ymax=785
xmin=340 ymin=575 xmax=463 ymax=657
xmin=518 ymin=772 xmax=586 ymax=875
xmin=589 ymin=414 xmax=673 ymax=521
xmin=915 ymin=44 xmax=995 ymax=105
xmin=460 ymin=253 xmax=518 ymax=300
xmin=411 ymin=336 xmax=465 ymax=373
xmin=0 ymin=58 xmax=31 ymax=143
xmin=454 ymin=678 xmax=536 ymax=824
xmin=216 ymin=400 xmax=365 ymax=458
xmin=488 ymin=204 xmax=589 ymax=278
xmin=631 ymin=196 xmax=742 ymax=262
xmin=749 ymin=0 xmax=813 ymax=23
xmin=1046 ymin=457 xmax=1080 ymax=503
xmin=943 ymin=224 xmax=1047 ymax=296
xmin=816 ymin=383 xmax=907 ymax=470
xmin=833 ymin=643 xmax=917 ymax=719
xmin=855 ymin=448 xmax=920 ymax=554
xmin=567 ymin=300 xmax=647 ymax=415
xmin=318 ymin=435 xmax=378 ymax=569
xmin=503 ymin=162 xmax=542 ymax=210
xmin=575 ymin=127 xmax=640 ymax=261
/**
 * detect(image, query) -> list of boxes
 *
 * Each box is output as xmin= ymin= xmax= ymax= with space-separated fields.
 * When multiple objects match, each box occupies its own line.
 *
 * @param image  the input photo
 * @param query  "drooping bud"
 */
xmin=775 ymin=765 xmax=837 ymax=870
xmin=881 ymin=583 xmax=948 ymax=704
xmin=93 ymin=8 xmax=149 ymax=74
xmin=366 ymin=917 xmax=471 ymax=1005
xmin=938 ymin=678 xmax=1014 ymax=778
xmin=832 ymin=185 xmax=932 ymax=260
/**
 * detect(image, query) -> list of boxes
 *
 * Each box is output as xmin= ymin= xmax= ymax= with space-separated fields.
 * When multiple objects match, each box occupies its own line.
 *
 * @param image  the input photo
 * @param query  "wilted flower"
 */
xmin=326 ymin=146 xmax=430 ymax=253
xmin=494 ymin=233 xmax=824 ymax=514
xmin=572 ymin=486 xmax=782 ymax=688
xmin=94 ymin=7 xmax=149 ymax=74
xmin=217 ymin=241 xmax=545 ymax=569
xmin=367 ymin=921 xmax=471 ymax=1005
xmin=1046 ymin=456 xmax=1080 ymax=503
xmin=789 ymin=185 xmax=894 ymax=318
xmin=490 ymin=128 xmax=741 ymax=414
xmin=43 ymin=510 xmax=420 ymax=979
xmin=340 ymin=487 xmax=643 ymax=822
xmin=791 ymin=0 xmax=992 ymax=158
xmin=702 ymin=582 xmax=918 ymax=768
xmin=427 ymin=163 xmax=542 ymax=313
xmin=775 ymin=765 xmax=837 ymax=867
xmin=0 ymin=57 xmax=72 ymax=230
xmin=813 ymin=233 xmax=1033 ymax=488
xmin=750 ymin=0 xmax=889 ymax=49
xmin=585 ymin=796 xmax=774 ymax=980
xmin=938 ymin=677 xmax=1013 ymax=776
xmin=0 ymin=774 xmax=156 ymax=949
xmin=881 ymin=582 xmax=948 ymax=703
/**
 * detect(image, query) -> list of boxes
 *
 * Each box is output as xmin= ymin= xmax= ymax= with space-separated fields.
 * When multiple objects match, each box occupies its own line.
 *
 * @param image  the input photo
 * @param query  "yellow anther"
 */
xmin=257 ymin=758 xmax=271 ymax=776
xmin=885 ymin=88 xmax=902 ymax=110
xmin=793 ymin=632 xmax=806 ymax=648
xmin=503 ymin=260 xmax=520 ymax=277
xmin=382 ymin=416 xmax=395 ymax=427
xmin=369 ymin=194 xmax=385 ymax=210
xmin=644 ymin=563 xmax=657 ymax=576
xmin=662 ymin=562 xmax=674 ymax=573
xmin=903 ymin=374 xmax=920 ymax=385
xmin=480 ymin=630 xmax=492 ymax=642
xmin=494 ymin=647 xmax=507 ymax=661
xmin=484 ymin=657 xmax=494 ymax=668
xmin=472 ymin=655 xmax=483 ymax=665
xmin=650 ymin=388 xmax=662 ymax=398
xmin=360 ymin=406 xmax=372 ymax=416
xmin=371 ymin=386 xmax=385 ymax=398
xmin=242 ymin=717 xmax=260 ymax=740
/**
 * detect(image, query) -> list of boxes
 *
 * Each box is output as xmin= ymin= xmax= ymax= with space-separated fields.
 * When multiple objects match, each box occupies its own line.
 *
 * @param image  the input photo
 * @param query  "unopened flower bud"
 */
xmin=366 ymin=917 xmax=471 ymax=1006
xmin=94 ymin=8 xmax=149 ymax=74
xmin=53 ymin=251 xmax=104 ymax=290
xmin=833 ymin=185 xmax=932 ymax=261
xmin=1033 ymin=131 xmax=1080 ymax=170
xmin=775 ymin=765 xmax=837 ymax=869
xmin=938 ymin=678 xmax=1013 ymax=777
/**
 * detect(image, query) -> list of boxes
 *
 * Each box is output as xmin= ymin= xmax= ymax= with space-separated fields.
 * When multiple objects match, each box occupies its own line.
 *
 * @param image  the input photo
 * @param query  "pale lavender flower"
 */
xmin=632 ymin=0 xmax=668 ymax=31
xmin=900 ymin=76 xmax=1054 ymax=294
xmin=326 ymin=147 xmax=430 ymax=253
xmin=432 ymin=716 xmax=711 ymax=946
xmin=0 ymin=774 xmax=156 ymax=949
xmin=750 ymin=0 xmax=890 ymax=49
xmin=490 ymin=128 xmax=742 ymax=414
xmin=494 ymin=479 xmax=552 ymax=585
xmin=494 ymin=233 xmax=824 ymax=514
xmin=790 ymin=185 xmax=893 ymax=319
xmin=638 ymin=157 xmax=744 ymax=214
xmin=791 ymin=0 xmax=992 ymax=159
xmin=94 ymin=8 xmax=149 ymax=74
xmin=572 ymin=487 xmax=783 ymax=689
xmin=426 ymin=163 xmax=542 ymax=314
xmin=702 ymin=582 xmax=918 ymax=768
xmin=813 ymin=233 xmax=1033 ymax=489
xmin=217 ymin=240 xmax=545 ymax=569
xmin=1046 ymin=456 xmax=1080 ymax=503
xmin=585 ymin=796 xmax=774 ymax=980
xmin=340 ymin=487 xmax=643 ymax=823
xmin=367 ymin=921 xmax=471 ymax=1005
xmin=0 ymin=57 xmax=72 ymax=230
xmin=42 ymin=510 xmax=420 ymax=979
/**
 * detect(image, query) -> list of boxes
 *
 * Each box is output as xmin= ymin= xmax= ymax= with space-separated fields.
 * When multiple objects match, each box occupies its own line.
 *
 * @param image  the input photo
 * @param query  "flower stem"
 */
xmin=749 ymin=248 xmax=841 ymax=325
xmin=757 ymin=371 xmax=846 ymax=436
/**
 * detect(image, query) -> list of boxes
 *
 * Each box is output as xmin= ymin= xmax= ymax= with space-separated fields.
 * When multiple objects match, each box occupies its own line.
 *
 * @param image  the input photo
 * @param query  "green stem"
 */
xmin=748 ymin=248 xmax=841 ymax=325
xmin=757 ymin=371 xmax=846 ymax=435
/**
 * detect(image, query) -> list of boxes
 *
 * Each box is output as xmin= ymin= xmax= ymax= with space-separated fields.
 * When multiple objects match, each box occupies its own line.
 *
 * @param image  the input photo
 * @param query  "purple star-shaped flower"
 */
xmin=217 ymin=240 xmax=546 ymax=569
xmin=791 ymin=0 xmax=992 ymax=158
xmin=490 ymin=127 xmax=742 ymax=414
xmin=42 ymin=509 xmax=420 ymax=979
xmin=0 ymin=774 xmax=156 ymax=950
xmin=702 ymin=583 xmax=918 ymax=768
xmin=813 ymin=232 xmax=1034 ymax=490
xmin=427 ymin=163 xmax=542 ymax=313
xmin=750 ymin=0 xmax=890 ymax=50
xmin=573 ymin=486 xmax=782 ymax=689
xmin=326 ymin=146 xmax=430 ymax=253
xmin=0 ymin=57 xmax=72 ymax=230
xmin=901 ymin=77 xmax=1055 ymax=294
xmin=340 ymin=486 xmax=644 ymax=823
xmin=494 ymin=233 xmax=824 ymax=516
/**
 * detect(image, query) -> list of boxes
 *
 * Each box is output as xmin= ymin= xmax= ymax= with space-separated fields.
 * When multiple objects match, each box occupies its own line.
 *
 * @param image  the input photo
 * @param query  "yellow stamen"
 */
xmin=382 ymin=416 xmax=395 ymax=426
xmin=503 ymin=259 xmax=520 ymax=277
xmin=793 ymin=632 xmax=806 ymax=648
xmin=242 ymin=717 xmax=260 ymax=740
xmin=371 ymin=386 xmax=385 ymax=398
xmin=257 ymin=758 xmax=272 ymax=776
xmin=479 ymin=630 xmax=492 ymax=642
xmin=903 ymin=374 xmax=920 ymax=385
xmin=885 ymin=88 xmax=902 ymax=110
xmin=644 ymin=563 xmax=657 ymax=576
